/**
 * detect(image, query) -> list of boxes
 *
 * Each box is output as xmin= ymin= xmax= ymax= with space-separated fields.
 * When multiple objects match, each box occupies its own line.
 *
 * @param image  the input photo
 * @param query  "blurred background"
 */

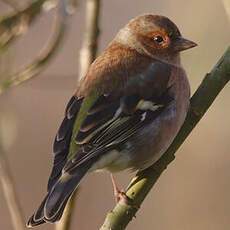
xmin=0 ymin=0 xmax=229 ymax=229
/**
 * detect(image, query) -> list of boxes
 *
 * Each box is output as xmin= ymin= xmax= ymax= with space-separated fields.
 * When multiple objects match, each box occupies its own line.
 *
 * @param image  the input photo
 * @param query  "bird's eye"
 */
xmin=153 ymin=35 xmax=164 ymax=44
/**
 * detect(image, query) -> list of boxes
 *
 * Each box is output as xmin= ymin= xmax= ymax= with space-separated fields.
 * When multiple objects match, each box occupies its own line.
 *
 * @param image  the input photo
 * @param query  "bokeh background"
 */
xmin=0 ymin=0 xmax=230 ymax=229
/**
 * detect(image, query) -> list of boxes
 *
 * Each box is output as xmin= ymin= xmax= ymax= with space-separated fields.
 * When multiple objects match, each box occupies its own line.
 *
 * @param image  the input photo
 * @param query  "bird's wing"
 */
xmin=62 ymin=61 xmax=173 ymax=173
xmin=48 ymin=61 xmax=173 ymax=189
xmin=64 ymin=91 xmax=173 ymax=174
xmin=47 ymin=96 xmax=83 ymax=191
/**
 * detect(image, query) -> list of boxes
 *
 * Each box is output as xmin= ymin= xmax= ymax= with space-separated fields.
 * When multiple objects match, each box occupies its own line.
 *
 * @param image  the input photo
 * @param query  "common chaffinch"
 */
xmin=27 ymin=14 xmax=197 ymax=227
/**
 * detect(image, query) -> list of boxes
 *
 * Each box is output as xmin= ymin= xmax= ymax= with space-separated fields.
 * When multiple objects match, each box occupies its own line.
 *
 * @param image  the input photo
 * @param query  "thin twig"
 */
xmin=0 ymin=1 xmax=51 ymax=230
xmin=0 ymin=1 xmax=71 ymax=229
xmin=79 ymin=0 xmax=101 ymax=79
xmin=0 ymin=140 xmax=25 ymax=230
xmin=55 ymin=1 xmax=101 ymax=229
xmin=0 ymin=0 xmax=47 ymax=47
xmin=100 ymin=46 xmax=230 ymax=230
xmin=222 ymin=0 xmax=230 ymax=21
xmin=55 ymin=190 xmax=78 ymax=230
xmin=0 ymin=0 xmax=70 ymax=95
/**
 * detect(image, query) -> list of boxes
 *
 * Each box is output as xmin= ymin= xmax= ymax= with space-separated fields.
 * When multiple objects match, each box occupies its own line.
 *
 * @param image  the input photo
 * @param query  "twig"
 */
xmin=0 ymin=1 xmax=71 ymax=229
xmin=0 ymin=1 xmax=56 ymax=229
xmin=100 ymin=46 xmax=230 ymax=230
xmin=55 ymin=191 xmax=78 ymax=230
xmin=222 ymin=0 xmax=230 ymax=21
xmin=0 ymin=140 xmax=25 ymax=230
xmin=79 ymin=0 xmax=101 ymax=79
xmin=0 ymin=0 xmax=47 ymax=47
xmin=55 ymin=0 xmax=101 ymax=229
xmin=0 ymin=0 xmax=70 ymax=95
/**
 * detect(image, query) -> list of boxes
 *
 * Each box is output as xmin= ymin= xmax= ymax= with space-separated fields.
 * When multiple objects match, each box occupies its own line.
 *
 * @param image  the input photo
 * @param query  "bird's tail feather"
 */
xmin=27 ymin=161 xmax=92 ymax=227
xmin=44 ymin=162 xmax=91 ymax=222
xmin=26 ymin=195 xmax=47 ymax=227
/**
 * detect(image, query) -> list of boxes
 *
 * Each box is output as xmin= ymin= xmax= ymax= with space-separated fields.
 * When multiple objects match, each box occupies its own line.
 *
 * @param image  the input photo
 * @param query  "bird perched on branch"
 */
xmin=27 ymin=14 xmax=197 ymax=227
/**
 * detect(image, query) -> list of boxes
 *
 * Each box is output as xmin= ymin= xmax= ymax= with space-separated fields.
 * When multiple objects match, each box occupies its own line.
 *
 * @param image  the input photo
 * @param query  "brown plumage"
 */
xmin=27 ymin=14 xmax=197 ymax=227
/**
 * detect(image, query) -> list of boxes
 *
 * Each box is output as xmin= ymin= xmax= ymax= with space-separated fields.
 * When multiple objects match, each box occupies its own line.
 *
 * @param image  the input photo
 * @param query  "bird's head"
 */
xmin=115 ymin=14 xmax=197 ymax=63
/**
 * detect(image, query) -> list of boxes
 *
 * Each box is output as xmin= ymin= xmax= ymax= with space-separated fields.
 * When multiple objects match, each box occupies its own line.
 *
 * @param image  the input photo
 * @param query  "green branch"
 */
xmin=100 ymin=46 xmax=230 ymax=230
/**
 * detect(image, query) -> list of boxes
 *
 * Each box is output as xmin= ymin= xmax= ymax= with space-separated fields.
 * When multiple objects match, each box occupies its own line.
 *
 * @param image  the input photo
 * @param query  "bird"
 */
xmin=27 ymin=14 xmax=197 ymax=227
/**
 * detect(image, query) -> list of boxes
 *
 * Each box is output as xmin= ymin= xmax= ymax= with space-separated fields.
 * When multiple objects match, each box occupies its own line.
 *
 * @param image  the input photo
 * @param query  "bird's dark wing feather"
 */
xmin=64 ymin=90 xmax=173 ymax=173
xmin=75 ymin=94 xmax=120 ymax=145
xmin=47 ymin=96 xmax=83 ymax=191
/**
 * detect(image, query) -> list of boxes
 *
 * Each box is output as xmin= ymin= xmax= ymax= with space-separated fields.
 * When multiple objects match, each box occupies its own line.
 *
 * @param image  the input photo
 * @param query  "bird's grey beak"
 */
xmin=173 ymin=37 xmax=197 ymax=52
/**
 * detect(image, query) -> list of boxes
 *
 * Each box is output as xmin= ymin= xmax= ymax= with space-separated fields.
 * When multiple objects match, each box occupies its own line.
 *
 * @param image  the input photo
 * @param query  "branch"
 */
xmin=222 ymin=0 xmax=230 ymax=20
xmin=0 ymin=0 xmax=47 ymax=47
xmin=55 ymin=0 xmax=101 ymax=229
xmin=0 ymin=0 xmax=70 ymax=95
xmin=55 ymin=191 xmax=78 ymax=230
xmin=100 ymin=46 xmax=230 ymax=230
xmin=78 ymin=0 xmax=101 ymax=79
xmin=0 ymin=142 xmax=25 ymax=230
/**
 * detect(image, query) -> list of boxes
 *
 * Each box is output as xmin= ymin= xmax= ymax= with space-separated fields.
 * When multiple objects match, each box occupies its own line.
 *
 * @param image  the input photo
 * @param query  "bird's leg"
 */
xmin=110 ymin=173 xmax=129 ymax=204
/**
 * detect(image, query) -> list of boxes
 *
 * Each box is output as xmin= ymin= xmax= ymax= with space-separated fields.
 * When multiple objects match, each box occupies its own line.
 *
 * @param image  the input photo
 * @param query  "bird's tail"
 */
xmin=27 ymin=161 xmax=92 ymax=228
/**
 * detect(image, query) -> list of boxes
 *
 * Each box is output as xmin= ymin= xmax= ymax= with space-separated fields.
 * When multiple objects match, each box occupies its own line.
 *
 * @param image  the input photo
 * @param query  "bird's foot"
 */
xmin=110 ymin=174 xmax=131 ymax=205
xmin=114 ymin=189 xmax=130 ymax=204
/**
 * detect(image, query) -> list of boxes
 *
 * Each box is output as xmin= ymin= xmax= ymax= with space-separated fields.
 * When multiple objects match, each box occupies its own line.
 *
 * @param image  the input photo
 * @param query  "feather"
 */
xmin=26 ymin=195 xmax=48 ymax=227
xmin=44 ymin=160 xmax=93 ymax=222
xmin=48 ymin=96 xmax=83 ymax=191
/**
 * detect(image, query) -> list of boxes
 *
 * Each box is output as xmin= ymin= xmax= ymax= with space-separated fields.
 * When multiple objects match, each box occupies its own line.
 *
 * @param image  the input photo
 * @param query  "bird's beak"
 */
xmin=173 ymin=37 xmax=197 ymax=52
